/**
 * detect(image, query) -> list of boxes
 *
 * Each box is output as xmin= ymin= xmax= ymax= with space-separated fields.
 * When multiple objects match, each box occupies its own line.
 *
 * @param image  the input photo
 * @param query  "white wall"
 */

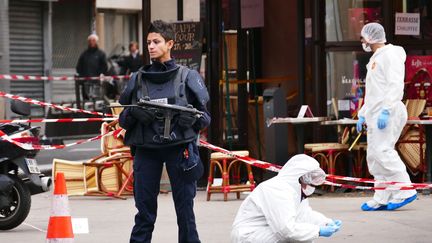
xmin=151 ymin=0 xmax=177 ymax=22
xmin=96 ymin=0 xmax=142 ymax=10
xmin=184 ymin=0 xmax=200 ymax=21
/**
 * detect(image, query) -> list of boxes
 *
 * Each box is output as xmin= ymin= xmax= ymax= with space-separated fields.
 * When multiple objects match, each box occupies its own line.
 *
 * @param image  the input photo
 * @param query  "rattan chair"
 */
xmin=397 ymin=99 xmax=427 ymax=178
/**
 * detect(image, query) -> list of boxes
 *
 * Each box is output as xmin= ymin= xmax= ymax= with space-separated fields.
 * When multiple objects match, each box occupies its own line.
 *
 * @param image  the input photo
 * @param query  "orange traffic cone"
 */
xmin=46 ymin=172 xmax=74 ymax=242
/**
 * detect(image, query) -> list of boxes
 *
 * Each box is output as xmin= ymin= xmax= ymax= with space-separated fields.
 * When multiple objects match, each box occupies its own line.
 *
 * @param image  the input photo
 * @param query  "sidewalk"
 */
xmin=2 ymin=191 xmax=431 ymax=243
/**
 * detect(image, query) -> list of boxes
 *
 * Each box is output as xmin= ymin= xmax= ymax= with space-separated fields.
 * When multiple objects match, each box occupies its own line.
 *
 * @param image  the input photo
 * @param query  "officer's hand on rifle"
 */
xmin=129 ymin=107 xmax=155 ymax=126
xmin=177 ymin=105 xmax=197 ymax=129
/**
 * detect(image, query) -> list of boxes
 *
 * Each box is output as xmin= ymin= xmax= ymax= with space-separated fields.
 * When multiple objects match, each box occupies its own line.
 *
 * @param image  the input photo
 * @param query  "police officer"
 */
xmin=119 ymin=20 xmax=210 ymax=243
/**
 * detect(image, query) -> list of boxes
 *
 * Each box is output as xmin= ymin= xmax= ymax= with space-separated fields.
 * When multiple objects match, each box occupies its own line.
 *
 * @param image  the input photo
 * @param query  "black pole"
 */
xmin=142 ymin=0 xmax=151 ymax=65
xmin=250 ymin=29 xmax=262 ymax=159
xmin=295 ymin=0 xmax=305 ymax=154
xmin=177 ymin=0 xmax=183 ymax=21
xmin=206 ymin=0 xmax=223 ymax=146
xmin=297 ymin=0 xmax=305 ymax=105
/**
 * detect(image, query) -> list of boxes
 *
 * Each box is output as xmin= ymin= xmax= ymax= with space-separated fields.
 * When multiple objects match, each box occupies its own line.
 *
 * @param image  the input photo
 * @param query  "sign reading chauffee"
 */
xmin=395 ymin=12 xmax=420 ymax=36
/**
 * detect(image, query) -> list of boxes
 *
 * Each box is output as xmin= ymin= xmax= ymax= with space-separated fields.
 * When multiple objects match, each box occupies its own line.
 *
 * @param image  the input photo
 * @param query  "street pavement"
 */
xmin=12 ymin=132 xmax=432 ymax=242
xmin=1 ymin=191 xmax=431 ymax=243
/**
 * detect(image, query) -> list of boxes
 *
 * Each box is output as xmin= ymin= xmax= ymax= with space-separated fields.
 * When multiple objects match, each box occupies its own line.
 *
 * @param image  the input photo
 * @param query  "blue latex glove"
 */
xmin=377 ymin=109 xmax=390 ymax=129
xmin=356 ymin=116 xmax=366 ymax=133
xmin=319 ymin=225 xmax=337 ymax=237
xmin=328 ymin=220 xmax=342 ymax=232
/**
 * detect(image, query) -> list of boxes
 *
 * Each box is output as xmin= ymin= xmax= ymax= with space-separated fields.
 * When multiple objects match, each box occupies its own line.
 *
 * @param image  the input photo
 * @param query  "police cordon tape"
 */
xmin=0 ymin=91 xmax=430 ymax=190
xmin=0 ymin=91 xmax=114 ymax=117
xmin=325 ymin=174 xmax=431 ymax=188
xmin=198 ymin=140 xmax=432 ymax=191
xmin=323 ymin=181 xmax=432 ymax=191
xmin=0 ymin=117 xmax=117 ymax=123
xmin=0 ymin=74 xmax=130 ymax=81
xmin=0 ymin=128 xmax=122 ymax=150
xmin=199 ymin=140 xmax=282 ymax=173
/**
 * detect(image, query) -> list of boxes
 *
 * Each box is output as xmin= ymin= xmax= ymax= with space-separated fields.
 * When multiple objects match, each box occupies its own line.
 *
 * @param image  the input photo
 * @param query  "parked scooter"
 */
xmin=0 ymin=100 xmax=51 ymax=230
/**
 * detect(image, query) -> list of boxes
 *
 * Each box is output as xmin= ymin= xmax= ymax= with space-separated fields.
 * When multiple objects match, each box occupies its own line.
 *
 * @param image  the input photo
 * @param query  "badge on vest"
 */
xmin=151 ymin=98 xmax=168 ymax=104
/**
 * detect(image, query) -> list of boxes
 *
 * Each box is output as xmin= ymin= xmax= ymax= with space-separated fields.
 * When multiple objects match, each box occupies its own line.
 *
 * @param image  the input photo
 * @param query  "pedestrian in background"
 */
xmin=76 ymin=34 xmax=108 ymax=100
xmin=123 ymin=41 xmax=143 ymax=74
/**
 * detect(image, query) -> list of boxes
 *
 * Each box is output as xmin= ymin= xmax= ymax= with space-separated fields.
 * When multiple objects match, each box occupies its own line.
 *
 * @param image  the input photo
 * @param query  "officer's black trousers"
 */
xmin=130 ymin=146 xmax=200 ymax=243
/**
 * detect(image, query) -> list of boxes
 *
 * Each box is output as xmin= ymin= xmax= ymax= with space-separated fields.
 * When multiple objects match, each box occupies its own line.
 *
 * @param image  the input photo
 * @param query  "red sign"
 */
xmin=405 ymin=56 xmax=432 ymax=106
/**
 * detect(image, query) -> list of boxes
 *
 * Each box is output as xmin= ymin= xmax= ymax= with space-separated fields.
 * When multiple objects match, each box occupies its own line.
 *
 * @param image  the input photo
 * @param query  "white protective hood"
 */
xmin=231 ymin=154 xmax=332 ymax=243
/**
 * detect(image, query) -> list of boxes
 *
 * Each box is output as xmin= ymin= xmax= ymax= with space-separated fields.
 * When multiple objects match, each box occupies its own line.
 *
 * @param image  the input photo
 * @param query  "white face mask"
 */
xmin=362 ymin=43 xmax=372 ymax=52
xmin=302 ymin=185 xmax=316 ymax=196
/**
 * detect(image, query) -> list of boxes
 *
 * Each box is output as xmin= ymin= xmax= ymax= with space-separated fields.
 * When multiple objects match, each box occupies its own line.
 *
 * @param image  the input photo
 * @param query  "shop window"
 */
xmin=404 ymin=50 xmax=432 ymax=106
xmin=394 ymin=0 xmax=432 ymax=40
xmin=103 ymin=11 xmax=139 ymax=57
xmin=326 ymin=51 xmax=372 ymax=117
xmin=326 ymin=0 xmax=383 ymax=42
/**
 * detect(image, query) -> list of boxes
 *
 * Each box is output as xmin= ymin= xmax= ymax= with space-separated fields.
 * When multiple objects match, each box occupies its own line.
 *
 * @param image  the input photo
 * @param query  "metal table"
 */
xmin=267 ymin=117 xmax=328 ymax=153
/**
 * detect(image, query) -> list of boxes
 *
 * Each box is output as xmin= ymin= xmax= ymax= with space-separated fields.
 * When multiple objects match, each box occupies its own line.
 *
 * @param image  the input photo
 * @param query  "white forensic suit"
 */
xmin=358 ymin=44 xmax=417 ymax=205
xmin=231 ymin=155 xmax=333 ymax=243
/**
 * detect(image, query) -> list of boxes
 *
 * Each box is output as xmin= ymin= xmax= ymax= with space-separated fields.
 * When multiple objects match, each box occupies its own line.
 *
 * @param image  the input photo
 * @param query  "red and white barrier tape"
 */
xmin=199 ymin=140 xmax=282 ymax=173
xmin=0 ymin=91 xmax=428 ymax=190
xmin=0 ymin=91 xmax=114 ymax=117
xmin=0 ymin=74 xmax=130 ymax=81
xmin=323 ymin=181 xmax=432 ymax=191
xmin=326 ymin=174 xmax=431 ymax=188
xmin=198 ymin=140 xmax=432 ymax=190
xmin=0 ymin=117 xmax=117 ymax=123
xmin=0 ymin=128 xmax=122 ymax=150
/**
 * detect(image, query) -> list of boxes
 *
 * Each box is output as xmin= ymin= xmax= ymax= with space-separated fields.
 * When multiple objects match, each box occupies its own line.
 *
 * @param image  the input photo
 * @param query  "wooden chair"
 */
xmin=52 ymin=121 xmax=134 ymax=199
xmin=397 ymin=99 xmax=427 ymax=179
xmin=207 ymin=151 xmax=255 ymax=201
xmin=52 ymin=152 xmax=131 ymax=198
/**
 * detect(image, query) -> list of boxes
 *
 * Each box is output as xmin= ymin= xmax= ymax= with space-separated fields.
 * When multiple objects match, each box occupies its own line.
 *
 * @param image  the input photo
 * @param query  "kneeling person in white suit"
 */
xmin=231 ymin=154 xmax=341 ymax=243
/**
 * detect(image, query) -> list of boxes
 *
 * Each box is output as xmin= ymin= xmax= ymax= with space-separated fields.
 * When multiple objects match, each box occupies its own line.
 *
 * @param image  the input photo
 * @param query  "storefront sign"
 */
xmin=395 ymin=13 xmax=420 ymax=36
xmin=171 ymin=21 xmax=203 ymax=71
xmin=241 ymin=0 xmax=264 ymax=29
xmin=405 ymin=55 xmax=432 ymax=105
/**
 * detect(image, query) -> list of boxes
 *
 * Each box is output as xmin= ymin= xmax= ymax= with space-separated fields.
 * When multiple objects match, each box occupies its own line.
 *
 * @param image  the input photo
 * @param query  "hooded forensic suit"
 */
xmin=231 ymin=155 xmax=333 ymax=243
xmin=358 ymin=43 xmax=417 ymax=205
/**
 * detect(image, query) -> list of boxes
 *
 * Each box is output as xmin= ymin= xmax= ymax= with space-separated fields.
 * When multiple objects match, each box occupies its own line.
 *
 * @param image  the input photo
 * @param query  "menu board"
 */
xmin=171 ymin=21 xmax=203 ymax=72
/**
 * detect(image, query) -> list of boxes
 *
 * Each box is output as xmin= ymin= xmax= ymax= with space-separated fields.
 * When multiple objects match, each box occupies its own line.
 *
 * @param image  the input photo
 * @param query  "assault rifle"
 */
xmin=109 ymin=97 xmax=204 ymax=140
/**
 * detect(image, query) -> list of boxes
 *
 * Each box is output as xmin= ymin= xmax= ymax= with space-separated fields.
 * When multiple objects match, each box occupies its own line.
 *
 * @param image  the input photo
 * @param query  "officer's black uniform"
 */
xmin=119 ymin=59 xmax=210 ymax=243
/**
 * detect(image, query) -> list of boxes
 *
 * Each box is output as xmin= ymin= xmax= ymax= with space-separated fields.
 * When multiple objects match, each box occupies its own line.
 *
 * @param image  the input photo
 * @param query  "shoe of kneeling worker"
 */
xmin=386 ymin=194 xmax=417 ymax=211
xmin=361 ymin=200 xmax=387 ymax=211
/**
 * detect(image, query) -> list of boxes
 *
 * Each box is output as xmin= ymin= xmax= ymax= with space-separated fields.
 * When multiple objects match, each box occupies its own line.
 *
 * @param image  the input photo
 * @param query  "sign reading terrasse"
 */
xmin=395 ymin=12 xmax=420 ymax=36
xmin=171 ymin=22 xmax=203 ymax=72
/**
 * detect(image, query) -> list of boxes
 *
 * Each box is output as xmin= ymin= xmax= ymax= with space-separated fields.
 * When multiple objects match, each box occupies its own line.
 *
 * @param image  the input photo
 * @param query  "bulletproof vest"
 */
xmin=128 ymin=65 xmax=198 ymax=148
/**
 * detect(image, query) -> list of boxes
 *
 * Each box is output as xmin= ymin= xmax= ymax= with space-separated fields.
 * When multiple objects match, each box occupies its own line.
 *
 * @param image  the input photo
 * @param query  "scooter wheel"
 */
xmin=0 ymin=176 xmax=31 ymax=230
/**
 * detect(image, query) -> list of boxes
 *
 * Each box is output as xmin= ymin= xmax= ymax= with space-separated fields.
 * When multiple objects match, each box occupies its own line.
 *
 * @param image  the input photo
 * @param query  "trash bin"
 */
xmin=263 ymin=87 xmax=289 ymax=166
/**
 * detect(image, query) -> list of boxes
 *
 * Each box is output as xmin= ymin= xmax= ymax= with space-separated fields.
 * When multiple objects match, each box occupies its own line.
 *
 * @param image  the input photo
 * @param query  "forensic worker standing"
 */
xmin=357 ymin=23 xmax=417 ymax=211
xmin=231 ymin=155 xmax=342 ymax=243
xmin=119 ymin=20 xmax=211 ymax=243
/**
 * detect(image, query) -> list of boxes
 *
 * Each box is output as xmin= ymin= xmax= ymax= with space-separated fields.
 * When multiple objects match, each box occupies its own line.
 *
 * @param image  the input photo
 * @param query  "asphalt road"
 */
xmin=1 ymin=191 xmax=431 ymax=243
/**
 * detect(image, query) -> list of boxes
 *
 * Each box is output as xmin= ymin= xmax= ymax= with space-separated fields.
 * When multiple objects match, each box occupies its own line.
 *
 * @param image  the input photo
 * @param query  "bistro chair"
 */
xmin=52 ymin=121 xmax=133 ymax=199
xmin=397 ymin=99 xmax=427 ymax=179
xmin=207 ymin=151 xmax=255 ymax=201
